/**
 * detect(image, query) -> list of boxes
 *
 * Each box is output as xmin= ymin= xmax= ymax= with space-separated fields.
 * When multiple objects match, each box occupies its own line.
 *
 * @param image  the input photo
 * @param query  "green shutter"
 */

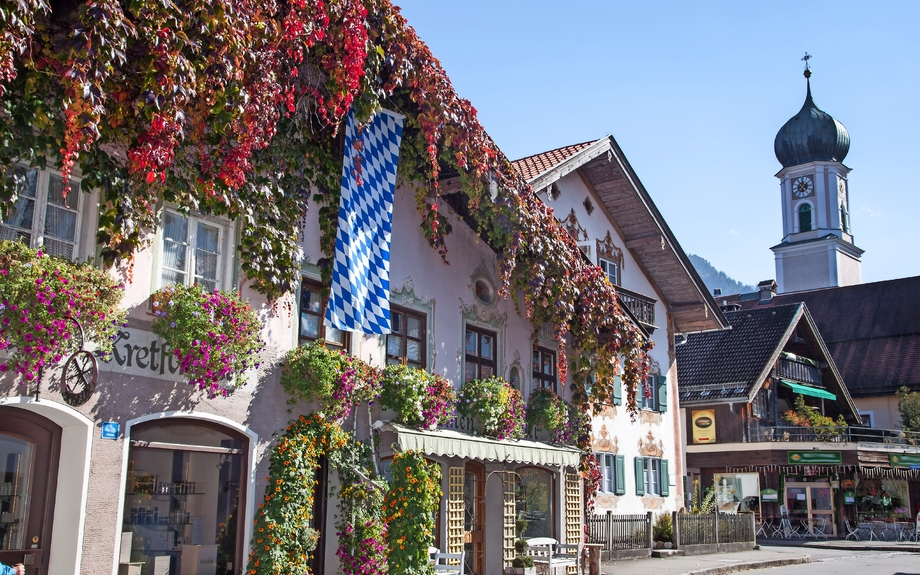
xmin=612 ymin=375 xmax=622 ymax=405
xmin=657 ymin=375 xmax=668 ymax=412
xmin=634 ymin=457 xmax=645 ymax=496
xmin=614 ymin=454 xmax=626 ymax=495
xmin=660 ymin=459 xmax=670 ymax=497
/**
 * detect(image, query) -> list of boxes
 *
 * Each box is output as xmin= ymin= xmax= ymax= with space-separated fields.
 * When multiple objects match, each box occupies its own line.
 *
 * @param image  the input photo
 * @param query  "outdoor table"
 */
xmin=858 ymin=522 xmax=879 ymax=541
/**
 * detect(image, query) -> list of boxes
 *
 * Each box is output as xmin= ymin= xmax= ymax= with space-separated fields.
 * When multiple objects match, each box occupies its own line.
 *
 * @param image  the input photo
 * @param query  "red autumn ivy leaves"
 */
xmin=0 ymin=0 xmax=650 ymax=411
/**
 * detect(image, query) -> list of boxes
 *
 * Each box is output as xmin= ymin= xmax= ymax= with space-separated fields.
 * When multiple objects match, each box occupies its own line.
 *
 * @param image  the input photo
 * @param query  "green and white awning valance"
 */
xmin=780 ymin=379 xmax=836 ymax=401
xmin=384 ymin=424 xmax=582 ymax=468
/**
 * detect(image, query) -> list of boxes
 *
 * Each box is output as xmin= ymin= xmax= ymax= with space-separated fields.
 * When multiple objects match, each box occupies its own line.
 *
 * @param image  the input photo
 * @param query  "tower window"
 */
xmin=798 ymin=204 xmax=812 ymax=232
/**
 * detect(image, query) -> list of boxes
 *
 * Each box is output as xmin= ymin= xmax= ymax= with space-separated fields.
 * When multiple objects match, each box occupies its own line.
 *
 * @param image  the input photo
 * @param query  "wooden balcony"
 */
xmin=616 ymin=286 xmax=656 ymax=332
xmin=776 ymin=358 xmax=822 ymax=386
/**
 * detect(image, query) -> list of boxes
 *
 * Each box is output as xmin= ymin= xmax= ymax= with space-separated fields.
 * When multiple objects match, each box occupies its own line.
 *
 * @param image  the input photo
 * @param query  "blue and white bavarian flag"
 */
xmin=325 ymin=108 xmax=404 ymax=334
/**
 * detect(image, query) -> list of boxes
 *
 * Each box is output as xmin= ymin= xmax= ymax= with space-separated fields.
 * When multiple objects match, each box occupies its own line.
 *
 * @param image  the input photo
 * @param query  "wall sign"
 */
xmin=842 ymin=490 xmax=856 ymax=504
xmin=889 ymin=453 xmax=920 ymax=468
xmin=787 ymin=451 xmax=842 ymax=465
xmin=101 ymin=421 xmax=120 ymax=440
xmin=760 ymin=488 xmax=779 ymax=502
xmin=691 ymin=409 xmax=716 ymax=444
xmin=99 ymin=328 xmax=186 ymax=383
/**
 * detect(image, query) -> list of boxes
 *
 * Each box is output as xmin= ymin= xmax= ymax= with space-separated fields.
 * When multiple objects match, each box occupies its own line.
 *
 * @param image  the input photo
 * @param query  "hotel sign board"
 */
xmin=889 ymin=453 xmax=920 ymax=468
xmin=787 ymin=451 xmax=842 ymax=465
xmin=691 ymin=409 xmax=716 ymax=444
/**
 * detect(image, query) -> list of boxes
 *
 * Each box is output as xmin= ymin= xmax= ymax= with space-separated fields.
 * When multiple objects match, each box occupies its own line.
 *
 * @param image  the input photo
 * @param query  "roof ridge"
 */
xmin=511 ymin=139 xmax=599 ymax=164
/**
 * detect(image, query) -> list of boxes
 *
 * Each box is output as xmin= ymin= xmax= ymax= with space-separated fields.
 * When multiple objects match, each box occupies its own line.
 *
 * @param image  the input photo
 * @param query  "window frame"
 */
xmin=797 ymin=203 xmax=813 ymax=233
xmin=639 ymin=375 xmax=657 ymax=410
xmin=464 ymin=324 xmax=497 ymax=382
xmin=596 ymin=453 xmax=616 ymax=494
xmin=385 ymin=304 xmax=427 ymax=369
xmin=298 ymin=278 xmax=349 ymax=350
xmin=155 ymin=208 xmax=233 ymax=292
xmin=532 ymin=346 xmax=557 ymax=393
xmin=1 ymin=165 xmax=84 ymax=261
xmin=598 ymin=256 xmax=619 ymax=286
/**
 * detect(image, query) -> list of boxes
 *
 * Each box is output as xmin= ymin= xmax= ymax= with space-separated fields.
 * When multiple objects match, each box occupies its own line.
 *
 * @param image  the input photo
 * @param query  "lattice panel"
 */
xmin=565 ymin=472 xmax=582 ymax=575
xmin=447 ymin=467 xmax=465 ymax=555
xmin=502 ymin=471 xmax=516 ymax=567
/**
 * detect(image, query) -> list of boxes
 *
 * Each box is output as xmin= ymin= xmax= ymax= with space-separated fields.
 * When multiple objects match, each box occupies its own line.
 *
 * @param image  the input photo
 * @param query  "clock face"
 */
xmin=792 ymin=176 xmax=813 ymax=198
xmin=60 ymin=350 xmax=98 ymax=406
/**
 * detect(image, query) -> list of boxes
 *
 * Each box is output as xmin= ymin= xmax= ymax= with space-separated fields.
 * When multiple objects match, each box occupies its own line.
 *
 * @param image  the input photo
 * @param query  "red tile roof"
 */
xmin=511 ymin=140 xmax=596 ymax=182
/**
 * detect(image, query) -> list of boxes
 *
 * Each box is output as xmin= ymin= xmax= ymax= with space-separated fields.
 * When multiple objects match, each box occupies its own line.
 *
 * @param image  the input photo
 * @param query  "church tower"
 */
xmin=771 ymin=56 xmax=863 ymax=293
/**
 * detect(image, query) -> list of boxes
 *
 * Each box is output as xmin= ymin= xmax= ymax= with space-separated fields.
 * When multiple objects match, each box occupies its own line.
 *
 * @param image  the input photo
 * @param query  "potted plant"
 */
xmin=525 ymin=387 xmax=567 ymax=441
xmin=378 ymin=364 xmax=455 ymax=429
xmin=150 ymin=283 xmax=263 ymax=398
xmin=281 ymin=341 xmax=380 ymax=420
xmin=457 ymin=377 xmax=526 ymax=440
xmin=510 ymin=518 xmax=535 ymax=575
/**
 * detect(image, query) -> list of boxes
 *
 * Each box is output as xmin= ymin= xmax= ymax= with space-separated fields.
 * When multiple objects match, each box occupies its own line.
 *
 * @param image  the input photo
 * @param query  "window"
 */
xmin=858 ymin=411 xmax=873 ymax=428
xmin=599 ymin=257 xmax=619 ymax=285
xmin=299 ymin=279 xmax=348 ymax=349
xmin=1 ymin=166 xmax=81 ymax=260
xmin=464 ymin=326 xmax=496 ymax=382
xmin=797 ymin=203 xmax=812 ymax=232
xmin=160 ymin=210 xmax=226 ymax=292
xmin=532 ymin=347 xmax=557 ymax=393
xmin=515 ymin=468 xmax=553 ymax=539
xmin=639 ymin=375 xmax=657 ymax=410
xmin=386 ymin=306 xmax=426 ymax=368
xmin=122 ymin=419 xmax=248 ymax=575
xmin=752 ymin=388 xmax=769 ymax=419
xmin=596 ymin=453 xmax=625 ymax=495
xmin=635 ymin=457 xmax=669 ymax=497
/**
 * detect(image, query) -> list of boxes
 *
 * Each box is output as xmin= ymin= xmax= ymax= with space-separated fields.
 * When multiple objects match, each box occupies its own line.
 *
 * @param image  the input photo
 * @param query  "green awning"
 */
xmin=781 ymin=380 xmax=836 ymax=401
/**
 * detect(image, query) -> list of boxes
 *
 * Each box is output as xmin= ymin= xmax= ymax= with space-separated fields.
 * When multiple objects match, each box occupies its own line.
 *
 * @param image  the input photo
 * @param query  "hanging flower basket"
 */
xmin=0 ymin=240 xmax=126 ymax=381
xmin=151 ymin=283 xmax=263 ymax=398
xmin=378 ymin=364 xmax=455 ymax=430
xmin=457 ymin=377 xmax=526 ymax=440
xmin=280 ymin=341 xmax=380 ymax=421
xmin=525 ymin=387 xmax=567 ymax=437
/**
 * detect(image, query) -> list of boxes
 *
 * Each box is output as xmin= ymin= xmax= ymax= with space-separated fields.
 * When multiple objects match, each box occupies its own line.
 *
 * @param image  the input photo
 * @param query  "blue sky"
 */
xmin=394 ymin=1 xmax=920 ymax=289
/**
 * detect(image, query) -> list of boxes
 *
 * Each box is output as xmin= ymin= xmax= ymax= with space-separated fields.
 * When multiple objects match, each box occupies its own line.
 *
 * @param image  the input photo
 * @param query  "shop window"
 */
xmin=299 ymin=279 xmax=348 ymax=349
xmin=159 ymin=210 xmax=230 ymax=292
xmin=1 ymin=166 xmax=82 ymax=260
xmin=515 ymin=468 xmax=553 ymax=539
xmin=122 ymin=419 xmax=248 ymax=575
xmin=532 ymin=347 xmax=557 ymax=393
xmin=464 ymin=325 xmax=496 ymax=382
xmin=386 ymin=306 xmax=426 ymax=368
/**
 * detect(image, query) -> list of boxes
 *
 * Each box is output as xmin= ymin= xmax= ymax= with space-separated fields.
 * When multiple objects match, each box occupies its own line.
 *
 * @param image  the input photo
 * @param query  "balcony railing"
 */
xmin=745 ymin=421 xmax=920 ymax=445
xmin=617 ymin=287 xmax=656 ymax=330
xmin=776 ymin=358 xmax=822 ymax=386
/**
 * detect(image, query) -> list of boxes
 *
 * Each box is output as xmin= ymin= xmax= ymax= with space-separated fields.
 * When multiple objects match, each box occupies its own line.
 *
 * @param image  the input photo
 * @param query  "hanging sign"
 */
xmin=691 ymin=409 xmax=717 ymax=444
xmin=760 ymin=488 xmax=779 ymax=502
xmin=787 ymin=451 xmax=842 ymax=465
xmin=842 ymin=490 xmax=856 ymax=504
xmin=889 ymin=453 xmax=920 ymax=468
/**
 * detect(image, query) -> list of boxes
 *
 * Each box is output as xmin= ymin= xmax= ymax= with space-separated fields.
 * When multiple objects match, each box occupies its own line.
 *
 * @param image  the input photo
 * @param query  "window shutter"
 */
xmin=614 ymin=455 xmax=626 ymax=495
xmin=612 ymin=375 xmax=622 ymax=405
xmin=634 ymin=457 xmax=645 ymax=496
xmin=660 ymin=459 xmax=670 ymax=497
xmin=657 ymin=375 xmax=668 ymax=412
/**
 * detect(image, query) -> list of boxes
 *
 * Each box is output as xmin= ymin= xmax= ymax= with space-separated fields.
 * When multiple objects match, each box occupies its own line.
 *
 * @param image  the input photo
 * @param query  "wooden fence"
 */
xmin=676 ymin=512 xmax=754 ymax=546
xmin=586 ymin=512 xmax=651 ymax=551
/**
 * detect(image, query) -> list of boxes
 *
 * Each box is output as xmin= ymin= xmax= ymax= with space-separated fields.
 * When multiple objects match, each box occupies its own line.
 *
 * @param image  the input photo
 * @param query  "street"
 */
xmin=755 ymin=548 xmax=918 ymax=575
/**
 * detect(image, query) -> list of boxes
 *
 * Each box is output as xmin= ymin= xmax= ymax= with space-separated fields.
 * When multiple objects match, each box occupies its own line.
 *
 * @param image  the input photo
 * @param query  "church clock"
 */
xmin=792 ymin=176 xmax=813 ymax=198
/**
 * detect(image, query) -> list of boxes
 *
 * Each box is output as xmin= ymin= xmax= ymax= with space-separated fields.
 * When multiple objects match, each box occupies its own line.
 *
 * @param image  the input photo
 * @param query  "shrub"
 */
xmin=653 ymin=513 xmax=673 ymax=542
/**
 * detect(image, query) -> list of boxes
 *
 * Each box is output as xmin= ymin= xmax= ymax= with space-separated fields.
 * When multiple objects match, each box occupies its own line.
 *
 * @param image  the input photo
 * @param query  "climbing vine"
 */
xmin=384 ymin=450 xmax=441 ymax=575
xmin=1 ymin=0 xmax=650 ymax=409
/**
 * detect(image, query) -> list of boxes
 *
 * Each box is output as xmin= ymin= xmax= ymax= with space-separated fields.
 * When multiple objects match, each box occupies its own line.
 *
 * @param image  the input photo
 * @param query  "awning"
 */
xmin=384 ymin=423 xmax=582 ymax=468
xmin=780 ymin=380 xmax=836 ymax=401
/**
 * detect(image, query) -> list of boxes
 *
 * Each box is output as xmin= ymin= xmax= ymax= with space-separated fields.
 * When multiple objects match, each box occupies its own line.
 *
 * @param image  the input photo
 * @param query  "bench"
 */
xmin=432 ymin=550 xmax=465 ymax=574
xmin=525 ymin=537 xmax=580 ymax=575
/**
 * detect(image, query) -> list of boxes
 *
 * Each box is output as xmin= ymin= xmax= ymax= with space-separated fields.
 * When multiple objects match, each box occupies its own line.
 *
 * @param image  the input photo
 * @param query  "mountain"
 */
xmin=688 ymin=254 xmax=755 ymax=297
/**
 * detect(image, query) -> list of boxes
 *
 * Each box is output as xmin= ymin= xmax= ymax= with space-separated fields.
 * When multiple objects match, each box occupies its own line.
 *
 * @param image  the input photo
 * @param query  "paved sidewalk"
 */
xmin=599 ymin=539 xmax=920 ymax=575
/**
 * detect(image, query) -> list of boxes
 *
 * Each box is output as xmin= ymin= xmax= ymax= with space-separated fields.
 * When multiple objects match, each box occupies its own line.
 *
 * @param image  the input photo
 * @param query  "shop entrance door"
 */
xmin=785 ymin=481 xmax=835 ymax=536
xmin=463 ymin=463 xmax=485 ymax=575
xmin=0 ymin=407 xmax=61 ymax=574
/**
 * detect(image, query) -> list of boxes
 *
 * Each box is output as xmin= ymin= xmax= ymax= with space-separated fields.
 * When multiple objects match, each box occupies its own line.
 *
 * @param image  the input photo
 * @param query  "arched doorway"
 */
xmin=464 ymin=462 xmax=485 ymax=575
xmin=0 ymin=407 xmax=61 ymax=574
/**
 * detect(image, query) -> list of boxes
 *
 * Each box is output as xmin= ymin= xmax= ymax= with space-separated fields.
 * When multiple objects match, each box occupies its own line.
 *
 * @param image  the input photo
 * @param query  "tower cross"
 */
xmin=801 ymin=52 xmax=812 ymax=71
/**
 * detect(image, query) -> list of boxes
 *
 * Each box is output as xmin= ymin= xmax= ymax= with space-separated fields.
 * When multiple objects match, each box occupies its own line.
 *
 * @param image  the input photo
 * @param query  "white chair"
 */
xmin=811 ymin=518 xmax=828 ymax=539
xmin=432 ymin=551 xmax=464 ymax=575
xmin=844 ymin=519 xmax=861 ymax=541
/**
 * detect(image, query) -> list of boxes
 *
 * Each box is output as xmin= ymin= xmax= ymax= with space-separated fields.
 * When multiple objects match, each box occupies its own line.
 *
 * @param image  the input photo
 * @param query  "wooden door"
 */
xmin=0 ymin=407 xmax=61 ymax=575
xmin=463 ymin=463 xmax=485 ymax=575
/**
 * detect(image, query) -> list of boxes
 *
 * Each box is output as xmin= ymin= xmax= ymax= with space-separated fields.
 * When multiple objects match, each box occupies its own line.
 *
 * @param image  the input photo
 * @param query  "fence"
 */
xmin=676 ymin=512 xmax=754 ymax=546
xmin=586 ymin=512 xmax=651 ymax=551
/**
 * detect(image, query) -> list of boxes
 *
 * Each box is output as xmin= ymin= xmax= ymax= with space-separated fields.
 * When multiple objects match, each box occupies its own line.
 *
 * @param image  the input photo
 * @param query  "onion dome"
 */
xmin=774 ymin=70 xmax=849 ymax=168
